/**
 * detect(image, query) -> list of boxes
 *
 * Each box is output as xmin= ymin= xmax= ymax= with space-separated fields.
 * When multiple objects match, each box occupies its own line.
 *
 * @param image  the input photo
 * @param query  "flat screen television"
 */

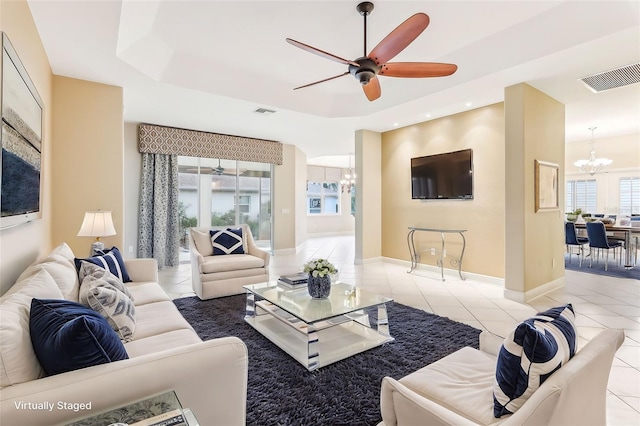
xmin=411 ymin=149 xmax=473 ymax=200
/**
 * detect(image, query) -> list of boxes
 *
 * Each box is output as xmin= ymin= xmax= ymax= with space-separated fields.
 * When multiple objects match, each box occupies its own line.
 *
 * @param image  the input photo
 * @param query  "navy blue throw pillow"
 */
xmin=29 ymin=298 xmax=129 ymax=376
xmin=493 ymin=304 xmax=577 ymax=417
xmin=210 ymin=228 xmax=245 ymax=255
xmin=75 ymin=246 xmax=131 ymax=282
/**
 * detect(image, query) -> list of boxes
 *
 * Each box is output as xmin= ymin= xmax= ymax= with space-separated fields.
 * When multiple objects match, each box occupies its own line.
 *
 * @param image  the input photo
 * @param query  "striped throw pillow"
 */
xmin=493 ymin=304 xmax=577 ymax=418
xmin=74 ymin=246 xmax=131 ymax=283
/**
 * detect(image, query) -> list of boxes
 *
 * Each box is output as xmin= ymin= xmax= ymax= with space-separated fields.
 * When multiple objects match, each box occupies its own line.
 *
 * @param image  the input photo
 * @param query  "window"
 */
xmin=238 ymin=195 xmax=251 ymax=213
xmin=307 ymin=181 xmax=340 ymax=215
xmin=566 ymin=179 xmax=596 ymax=213
xmin=619 ymin=177 xmax=640 ymax=215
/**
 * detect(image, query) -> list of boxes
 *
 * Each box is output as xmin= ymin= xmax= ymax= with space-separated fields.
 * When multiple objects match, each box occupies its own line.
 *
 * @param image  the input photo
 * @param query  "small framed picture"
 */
xmin=534 ymin=160 xmax=559 ymax=212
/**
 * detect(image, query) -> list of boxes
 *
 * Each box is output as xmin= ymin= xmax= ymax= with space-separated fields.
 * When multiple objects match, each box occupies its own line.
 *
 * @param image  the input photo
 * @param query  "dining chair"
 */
xmin=586 ymin=221 xmax=623 ymax=271
xmin=565 ymin=221 xmax=589 ymax=267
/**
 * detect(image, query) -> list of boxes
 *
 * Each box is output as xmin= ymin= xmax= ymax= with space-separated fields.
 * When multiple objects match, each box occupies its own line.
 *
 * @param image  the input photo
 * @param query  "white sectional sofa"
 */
xmin=0 ymin=243 xmax=248 ymax=426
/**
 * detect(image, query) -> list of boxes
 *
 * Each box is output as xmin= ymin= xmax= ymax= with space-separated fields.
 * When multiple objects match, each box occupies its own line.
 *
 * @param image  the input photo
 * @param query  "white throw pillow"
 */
xmin=191 ymin=229 xmax=214 ymax=256
xmin=0 ymin=270 xmax=63 ymax=387
xmin=79 ymin=265 xmax=136 ymax=342
xmin=33 ymin=254 xmax=80 ymax=302
xmin=50 ymin=242 xmax=75 ymax=260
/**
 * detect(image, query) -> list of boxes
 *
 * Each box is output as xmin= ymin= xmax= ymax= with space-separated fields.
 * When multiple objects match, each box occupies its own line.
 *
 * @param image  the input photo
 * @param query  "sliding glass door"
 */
xmin=178 ymin=156 xmax=272 ymax=257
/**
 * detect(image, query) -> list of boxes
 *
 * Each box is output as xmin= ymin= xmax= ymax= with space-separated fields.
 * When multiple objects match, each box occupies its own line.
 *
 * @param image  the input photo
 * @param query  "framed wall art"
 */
xmin=534 ymin=159 xmax=559 ymax=212
xmin=1 ymin=32 xmax=44 ymax=229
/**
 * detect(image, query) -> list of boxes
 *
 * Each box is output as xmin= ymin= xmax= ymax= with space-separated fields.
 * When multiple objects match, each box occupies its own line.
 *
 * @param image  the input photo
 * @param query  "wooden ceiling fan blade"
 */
xmin=380 ymin=62 xmax=458 ymax=78
xmin=286 ymin=38 xmax=360 ymax=67
xmin=294 ymin=72 xmax=350 ymax=90
xmin=368 ymin=13 xmax=430 ymax=66
xmin=362 ymin=76 xmax=381 ymax=101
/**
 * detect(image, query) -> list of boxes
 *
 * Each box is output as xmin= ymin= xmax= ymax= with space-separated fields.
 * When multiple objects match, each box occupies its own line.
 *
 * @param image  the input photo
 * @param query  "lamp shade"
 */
xmin=77 ymin=211 xmax=116 ymax=238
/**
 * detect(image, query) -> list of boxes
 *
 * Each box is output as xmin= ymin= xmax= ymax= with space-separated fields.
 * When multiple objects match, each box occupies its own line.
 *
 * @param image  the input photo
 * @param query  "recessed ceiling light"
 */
xmin=425 ymin=113 xmax=431 ymax=118
xmin=393 ymin=122 xmax=399 ymax=126
xmin=465 ymin=102 xmax=472 ymax=107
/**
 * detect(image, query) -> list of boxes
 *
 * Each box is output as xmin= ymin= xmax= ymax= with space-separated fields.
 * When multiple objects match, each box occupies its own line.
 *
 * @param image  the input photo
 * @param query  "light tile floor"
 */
xmin=159 ymin=236 xmax=640 ymax=425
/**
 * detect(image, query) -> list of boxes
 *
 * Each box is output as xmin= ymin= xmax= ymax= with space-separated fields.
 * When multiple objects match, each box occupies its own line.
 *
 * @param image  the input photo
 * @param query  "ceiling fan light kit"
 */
xmin=286 ymin=2 xmax=458 ymax=101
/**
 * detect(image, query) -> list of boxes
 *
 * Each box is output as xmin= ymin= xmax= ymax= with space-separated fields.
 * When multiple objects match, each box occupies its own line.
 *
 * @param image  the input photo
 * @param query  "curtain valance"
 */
xmin=138 ymin=123 xmax=283 ymax=165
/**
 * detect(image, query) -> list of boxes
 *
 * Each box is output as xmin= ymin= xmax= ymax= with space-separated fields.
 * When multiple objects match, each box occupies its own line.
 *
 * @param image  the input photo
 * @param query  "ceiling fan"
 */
xmin=286 ymin=2 xmax=457 ymax=102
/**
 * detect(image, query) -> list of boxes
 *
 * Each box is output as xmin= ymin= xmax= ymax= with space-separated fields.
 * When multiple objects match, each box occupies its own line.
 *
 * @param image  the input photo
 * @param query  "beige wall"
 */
xmin=379 ymin=104 xmax=506 ymax=278
xmin=356 ymin=129 xmax=382 ymax=261
xmin=51 ymin=76 xmax=124 ymax=257
xmin=273 ymin=143 xmax=307 ymax=252
xmin=123 ymin=122 xmax=142 ymax=258
xmin=0 ymin=0 xmax=53 ymax=294
xmin=505 ymin=83 xmax=565 ymax=298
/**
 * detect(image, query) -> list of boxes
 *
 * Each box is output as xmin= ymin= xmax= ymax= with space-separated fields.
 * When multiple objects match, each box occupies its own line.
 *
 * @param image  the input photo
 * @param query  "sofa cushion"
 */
xmin=0 ymin=270 xmax=63 ymax=387
xmin=126 ymin=282 xmax=171 ymax=306
xmin=399 ymin=346 xmax=497 ymax=425
xmin=210 ymin=228 xmax=245 ymax=255
xmin=29 ymin=298 xmax=128 ymax=376
xmin=124 ymin=329 xmax=202 ymax=358
xmin=75 ymin=246 xmax=131 ymax=283
xmin=79 ymin=265 xmax=136 ymax=342
xmin=130 ymin=301 xmax=195 ymax=341
xmin=493 ymin=304 xmax=577 ymax=418
xmin=191 ymin=229 xmax=214 ymax=256
xmin=200 ymin=254 xmax=265 ymax=274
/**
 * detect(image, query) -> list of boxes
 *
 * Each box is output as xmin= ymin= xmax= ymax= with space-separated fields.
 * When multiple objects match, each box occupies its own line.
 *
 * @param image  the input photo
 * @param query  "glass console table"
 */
xmin=407 ymin=227 xmax=467 ymax=281
xmin=244 ymin=281 xmax=394 ymax=371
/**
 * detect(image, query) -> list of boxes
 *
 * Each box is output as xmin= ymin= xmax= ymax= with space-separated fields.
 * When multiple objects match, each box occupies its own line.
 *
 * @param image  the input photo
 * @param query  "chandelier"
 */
xmin=574 ymin=127 xmax=612 ymax=175
xmin=340 ymin=154 xmax=356 ymax=193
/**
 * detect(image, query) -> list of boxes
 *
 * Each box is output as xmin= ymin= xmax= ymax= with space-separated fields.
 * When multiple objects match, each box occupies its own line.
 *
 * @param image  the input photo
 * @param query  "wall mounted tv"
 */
xmin=411 ymin=149 xmax=473 ymax=200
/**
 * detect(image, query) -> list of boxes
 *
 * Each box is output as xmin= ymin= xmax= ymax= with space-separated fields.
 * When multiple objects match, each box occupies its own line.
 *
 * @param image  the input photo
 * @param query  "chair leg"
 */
xmin=605 ymin=250 xmax=609 ymax=271
xmin=579 ymin=245 xmax=584 ymax=267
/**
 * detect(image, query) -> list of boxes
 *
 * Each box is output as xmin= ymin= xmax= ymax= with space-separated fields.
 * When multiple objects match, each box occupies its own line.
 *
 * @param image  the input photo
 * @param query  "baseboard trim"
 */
xmin=273 ymin=248 xmax=297 ymax=256
xmin=504 ymin=277 xmax=566 ymax=303
xmin=306 ymin=231 xmax=355 ymax=238
xmin=380 ymin=257 xmax=505 ymax=286
xmin=354 ymin=256 xmax=384 ymax=265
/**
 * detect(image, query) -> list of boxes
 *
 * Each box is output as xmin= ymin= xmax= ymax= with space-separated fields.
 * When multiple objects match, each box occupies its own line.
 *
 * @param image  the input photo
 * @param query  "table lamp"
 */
xmin=77 ymin=211 xmax=116 ymax=255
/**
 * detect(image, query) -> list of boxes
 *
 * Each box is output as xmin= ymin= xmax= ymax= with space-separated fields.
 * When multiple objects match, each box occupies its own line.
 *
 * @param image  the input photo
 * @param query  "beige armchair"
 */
xmin=188 ymin=225 xmax=270 ymax=300
xmin=379 ymin=329 xmax=624 ymax=426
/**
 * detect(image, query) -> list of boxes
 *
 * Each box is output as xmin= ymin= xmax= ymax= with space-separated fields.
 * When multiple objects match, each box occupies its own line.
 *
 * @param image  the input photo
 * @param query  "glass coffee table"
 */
xmin=244 ymin=281 xmax=394 ymax=371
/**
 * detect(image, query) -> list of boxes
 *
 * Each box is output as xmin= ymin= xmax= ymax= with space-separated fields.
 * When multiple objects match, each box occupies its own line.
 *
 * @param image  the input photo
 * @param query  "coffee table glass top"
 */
xmin=244 ymin=281 xmax=392 ymax=323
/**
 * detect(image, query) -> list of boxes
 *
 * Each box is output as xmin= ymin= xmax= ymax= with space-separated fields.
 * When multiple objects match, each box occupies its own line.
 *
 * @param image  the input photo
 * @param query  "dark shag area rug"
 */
xmin=174 ymin=294 xmax=481 ymax=426
xmin=564 ymin=253 xmax=639 ymax=280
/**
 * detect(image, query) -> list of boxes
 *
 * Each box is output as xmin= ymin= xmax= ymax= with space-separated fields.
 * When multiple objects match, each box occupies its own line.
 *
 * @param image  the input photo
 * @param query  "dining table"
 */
xmin=574 ymin=222 xmax=639 ymax=269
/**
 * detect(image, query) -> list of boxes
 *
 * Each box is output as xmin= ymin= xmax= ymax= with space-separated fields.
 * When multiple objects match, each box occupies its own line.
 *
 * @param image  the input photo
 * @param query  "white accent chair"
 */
xmin=188 ymin=225 xmax=270 ymax=300
xmin=379 ymin=329 xmax=624 ymax=426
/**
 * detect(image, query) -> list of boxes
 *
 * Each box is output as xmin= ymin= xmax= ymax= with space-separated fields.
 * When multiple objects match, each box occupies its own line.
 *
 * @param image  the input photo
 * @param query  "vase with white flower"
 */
xmin=303 ymin=258 xmax=337 ymax=299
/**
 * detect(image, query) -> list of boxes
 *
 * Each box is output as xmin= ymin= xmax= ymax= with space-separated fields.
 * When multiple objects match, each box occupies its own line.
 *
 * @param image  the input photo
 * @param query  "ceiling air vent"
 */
xmin=579 ymin=62 xmax=640 ymax=93
xmin=254 ymin=107 xmax=276 ymax=115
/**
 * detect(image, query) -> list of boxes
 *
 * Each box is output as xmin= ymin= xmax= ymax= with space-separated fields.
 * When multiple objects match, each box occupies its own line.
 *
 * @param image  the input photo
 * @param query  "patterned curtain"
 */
xmin=138 ymin=153 xmax=180 ymax=267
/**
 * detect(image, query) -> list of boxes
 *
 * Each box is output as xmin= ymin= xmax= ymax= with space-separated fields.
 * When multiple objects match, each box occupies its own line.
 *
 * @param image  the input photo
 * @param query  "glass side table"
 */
xmin=66 ymin=390 xmax=199 ymax=426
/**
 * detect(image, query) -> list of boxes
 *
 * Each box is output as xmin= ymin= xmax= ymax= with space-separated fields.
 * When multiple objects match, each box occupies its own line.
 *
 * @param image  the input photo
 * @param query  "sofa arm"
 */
xmin=247 ymin=237 xmax=270 ymax=267
xmin=380 ymin=377 xmax=479 ymax=426
xmin=0 ymin=337 xmax=248 ymax=426
xmin=124 ymin=258 xmax=158 ymax=283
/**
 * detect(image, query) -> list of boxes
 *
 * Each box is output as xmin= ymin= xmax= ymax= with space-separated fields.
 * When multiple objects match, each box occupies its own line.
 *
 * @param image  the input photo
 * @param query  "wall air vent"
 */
xmin=579 ymin=62 xmax=640 ymax=93
xmin=254 ymin=107 xmax=276 ymax=114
